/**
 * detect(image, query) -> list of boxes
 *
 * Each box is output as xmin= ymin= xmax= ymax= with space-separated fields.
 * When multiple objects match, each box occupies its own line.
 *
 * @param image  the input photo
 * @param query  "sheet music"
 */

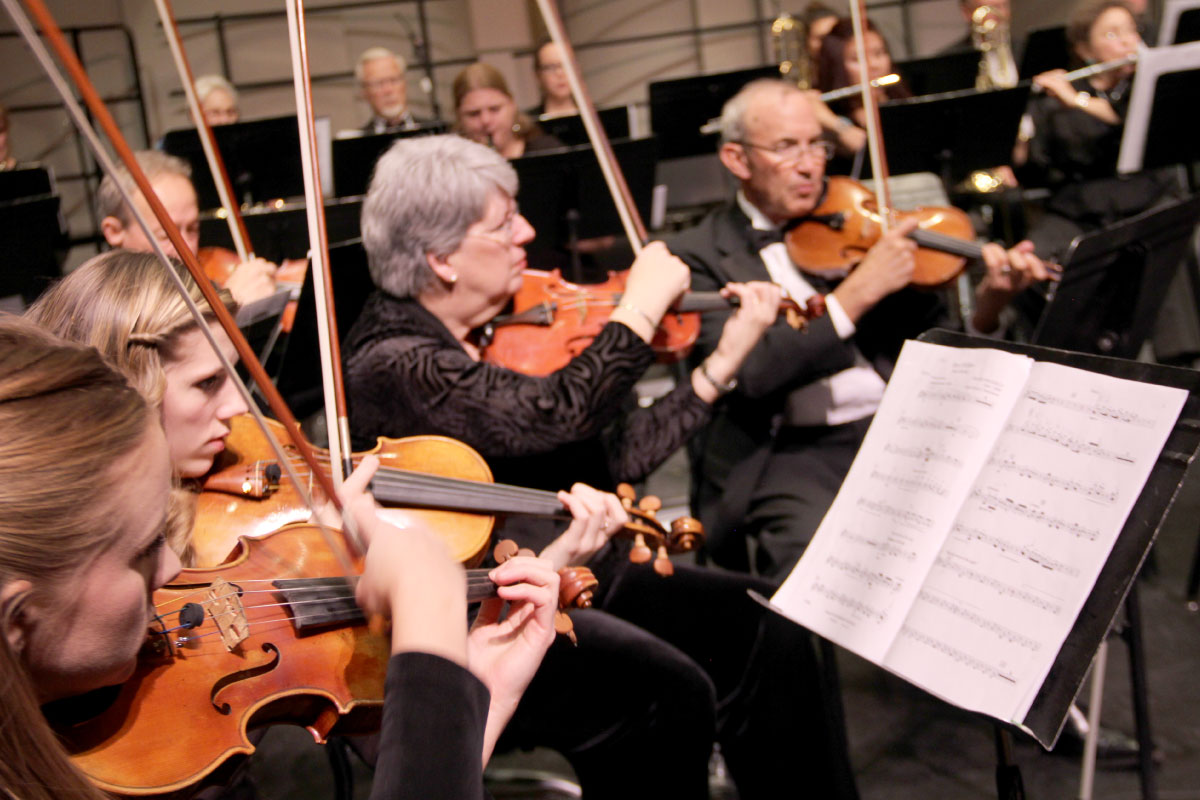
xmin=773 ymin=341 xmax=1033 ymax=661
xmin=884 ymin=361 xmax=1186 ymax=720
xmin=772 ymin=342 xmax=1188 ymax=724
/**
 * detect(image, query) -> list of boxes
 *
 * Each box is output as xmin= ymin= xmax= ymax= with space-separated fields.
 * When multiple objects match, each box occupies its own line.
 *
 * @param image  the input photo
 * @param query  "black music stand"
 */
xmin=273 ymin=240 xmax=374 ymax=419
xmin=512 ymin=137 xmax=657 ymax=280
xmin=161 ymin=115 xmax=321 ymax=209
xmin=331 ymin=122 xmax=448 ymax=198
xmin=1019 ymin=25 xmax=1070 ymax=79
xmin=1160 ymin=0 xmax=1200 ymax=45
xmin=198 ymin=196 xmax=363 ymax=265
xmin=1033 ymin=195 xmax=1200 ymax=357
xmin=0 ymin=164 xmax=52 ymax=202
xmin=917 ymin=329 xmax=1200 ymax=800
xmin=873 ymin=86 xmax=1030 ymax=185
xmin=1117 ymin=42 xmax=1200 ymax=174
xmin=649 ymin=66 xmax=779 ymax=160
xmin=894 ymin=50 xmax=979 ymax=96
xmin=0 ymin=193 xmax=65 ymax=307
xmin=536 ymin=107 xmax=629 ymax=147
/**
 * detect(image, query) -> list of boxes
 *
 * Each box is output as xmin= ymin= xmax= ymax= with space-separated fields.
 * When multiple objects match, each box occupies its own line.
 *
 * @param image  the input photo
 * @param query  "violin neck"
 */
xmin=908 ymin=228 xmax=983 ymax=260
xmin=369 ymin=466 xmax=568 ymax=519
xmin=674 ymin=292 xmax=801 ymax=315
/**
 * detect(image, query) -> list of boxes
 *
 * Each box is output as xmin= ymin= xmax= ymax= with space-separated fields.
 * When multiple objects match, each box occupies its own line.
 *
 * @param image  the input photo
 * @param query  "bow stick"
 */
xmin=153 ymin=0 xmax=254 ymax=262
xmin=533 ymin=0 xmax=647 ymax=251
xmin=284 ymin=0 xmax=353 ymax=487
xmin=849 ymin=0 xmax=893 ymax=230
xmin=6 ymin=0 xmax=362 ymax=572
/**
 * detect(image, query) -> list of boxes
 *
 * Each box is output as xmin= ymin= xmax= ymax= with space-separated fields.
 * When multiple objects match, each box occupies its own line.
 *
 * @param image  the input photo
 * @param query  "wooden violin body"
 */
xmin=479 ymin=269 xmax=700 ymax=376
xmin=478 ymin=268 xmax=823 ymax=376
xmin=196 ymin=415 xmax=498 ymax=567
xmin=786 ymin=175 xmax=979 ymax=288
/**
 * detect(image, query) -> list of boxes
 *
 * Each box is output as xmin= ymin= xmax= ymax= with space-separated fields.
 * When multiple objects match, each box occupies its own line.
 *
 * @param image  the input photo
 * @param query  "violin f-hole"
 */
xmin=210 ymin=642 xmax=282 ymax=715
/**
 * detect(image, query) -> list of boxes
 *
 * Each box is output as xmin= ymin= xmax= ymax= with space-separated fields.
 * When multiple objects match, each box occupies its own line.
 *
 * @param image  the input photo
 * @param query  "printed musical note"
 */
xmin=839 ymin=529 xmax=919 ymax=562
xmin=1008 ymin=418 xmax=1136 ymax=463
xmin=918 ymin=387 xmax=996 ymax=407
xmin=810 ymin=580 xmax=888 ymax=623
xmin=950 ymin=524 xmax=1082 ymax=577
xmin=897 ymin=415 xmax=980 ymax=439
xmin=883 ymin=443 xmax=964 ymax=468
xmin=986 ymin=453 xmax=1118 ymax=504
xmin=856 ymin=498 xmax=934 ymax=531
xmin=826 ymin=555 xmax=902 ymax=591
xmin=969 ymin=490 xmax=1100 ymax=541
xmin=916 ymin=589 xmax=1042 ymax=651
xmin=1025 ymin=389 xmax=1155 ymax=427
xmin=869 ymin=468 xmax=948 ymax=496
xmin=898 ymin=625 xmax=1017 ymax=683
xmin=932 ymin=555 xmax=1063 ymax=614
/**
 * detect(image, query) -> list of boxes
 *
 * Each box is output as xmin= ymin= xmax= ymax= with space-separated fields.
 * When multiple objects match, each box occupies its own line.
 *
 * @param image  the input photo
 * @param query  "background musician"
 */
xmin=357 ymin=47 xmax=423 ymax=134
xmin=0 ymin=317 xmax=561 ymax=800
xmin=669 ymin=78 xmax=1050 ymax=578
xmin=1013 ymin=0 xmax=1181 ymax=263
xmin=194 ymin=74 xmax=239 ymax=126
xmin=940 ymin=0 xmax=1013 ymax=54
xmin=343 ymin=133 xmax=861 ymax=800
xmin=802 ymin=2 xmax=840 ymax=64
xmin=530 ymin=41 xmax=577 ymax=117
xmin=0 ymin=103 xmax=15 ymax=170
xmin=452 ymin=63 xmax=561 ymax=159
xmin=96 ymin=150 xmax=278 ymax=306
xmin=812 ymin=17 xmax=912 ymax=165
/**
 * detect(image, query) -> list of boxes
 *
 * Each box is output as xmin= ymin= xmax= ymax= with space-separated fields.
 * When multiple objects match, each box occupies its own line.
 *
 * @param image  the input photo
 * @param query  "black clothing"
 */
xmin=343 ymin=293 xmax=860 ymax=800
xmin=521 ymin=131 xmax=565 ymax=154
xmin=1018 ymin=75 xmax=1182 ymax=259
xmin=667 ymin=202 xmax=944 ymax=576
xmin=371 ymin=652 xmax=490 ymax=800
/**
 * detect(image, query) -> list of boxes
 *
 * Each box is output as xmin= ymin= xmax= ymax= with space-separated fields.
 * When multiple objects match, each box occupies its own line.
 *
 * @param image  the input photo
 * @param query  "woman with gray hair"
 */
xmin=343 ymin=133 xmax=860 ymax=800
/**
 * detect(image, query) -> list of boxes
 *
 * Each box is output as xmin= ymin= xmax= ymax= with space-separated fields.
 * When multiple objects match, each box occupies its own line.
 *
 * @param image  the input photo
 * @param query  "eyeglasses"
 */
xmin=465 ymin=208 xmax=521 ymax=247
xmin=362 ymin=75 xmax=404 ymax=91
xmin=737 ymin=139 xmax=835 ymax=163
xmin=537 ymin=63 xmax=565 ymax=74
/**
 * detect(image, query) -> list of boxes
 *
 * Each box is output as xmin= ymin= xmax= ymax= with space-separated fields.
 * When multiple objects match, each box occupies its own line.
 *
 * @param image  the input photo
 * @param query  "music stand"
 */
xmin=874 ymin=86 xmax=1030 ymax=185
xmin=1117 ymin=41 xmax=1200 ymax=173
xmin=894 ymin=50 xmax=979 ymax=96
xmin=1159 ymin=0 xmax=1200 ymax=45
xmin=162 ymin=115 xmax=330 ymax=209
xmin=273 ymin=240 xmax=374 ymax=419
xmin=0 ymin=194 xmax=65 ymax=306
xmin=0 ymin=164 xmax=52 ymax=202
xmin=1032 ymin=194 xmax=1200 ymax=359
xmin=512 ymin=138 xmax=657 ymax=278
xmin=649 ymin=66 xmax=779 ymax=160
xmin=537 ymin=106 xmax=629 ymax=147
xmin=331 ymin=122 xmax=449 ymax=198
xmin=1019 ymin=25 xmax=1070 ymax=80
xmin=198 ymin=196 xmax=363 ymax=265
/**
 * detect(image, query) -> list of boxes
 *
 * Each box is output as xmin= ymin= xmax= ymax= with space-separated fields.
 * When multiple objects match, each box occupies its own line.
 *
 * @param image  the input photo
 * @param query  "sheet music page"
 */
xmin=883 ymin=361 xmax=1187 ymax=721
xmin=772 ymin=341 xmax=1034 ymax=662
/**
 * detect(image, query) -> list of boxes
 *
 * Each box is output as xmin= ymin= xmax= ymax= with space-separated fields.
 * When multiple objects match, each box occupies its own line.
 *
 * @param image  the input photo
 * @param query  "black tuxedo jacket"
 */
xmin=665 ymin=202 xmax=945 ymax=539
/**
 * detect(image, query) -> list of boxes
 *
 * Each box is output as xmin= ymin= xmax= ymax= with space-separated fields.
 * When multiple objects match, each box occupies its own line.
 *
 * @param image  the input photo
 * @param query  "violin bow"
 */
xmin=153 ymin=0 xmax=254 ymax=262
xmin=533 ymin=0 xmax=648 ymax=252
xmin=6 ymin=0 xmax=362 ymax=571
xmin=283 ymin=0 xmax=354 ymax=487
xmin=849 ymin=0 xmax=893 ymax=231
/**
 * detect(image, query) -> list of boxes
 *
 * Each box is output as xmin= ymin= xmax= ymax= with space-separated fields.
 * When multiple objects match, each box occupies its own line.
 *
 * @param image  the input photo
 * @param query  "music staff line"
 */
xmin=986 ymin=454 xmax=1119 ymax=505
xmin=969 ymin=490 xmax=1101 ymax=542
xmin=857 ymin=498 xmax=934 ymax=531
xmin=882 ymin=443 xmax=964 ymax=469
xmin=826 ymin=554 xmax=903 ymax=592
xmin=1008 ymin=419 xmax=1136 ymax=464
xmin=897 ymin=415 xmax=980 ymax=439
xmin=950 ymin=524 xmax=1082 ymax=578
xmin=1025 ymin=389 xmax=1155 ymax=428
xmin=838 ymin=529 xmax=919 ymax=562
xmin=811 ymin=580 xmax=889 ymax=624
xmin=933 ymin=554 xmax=1064 ymax=615
xmin=898 ymin=625 xmax=1018 ymax=684
xmin=916 ymin=589 xmax=1043 ymax=652
xmin=869 ymin=468 xmax=948 ymax=497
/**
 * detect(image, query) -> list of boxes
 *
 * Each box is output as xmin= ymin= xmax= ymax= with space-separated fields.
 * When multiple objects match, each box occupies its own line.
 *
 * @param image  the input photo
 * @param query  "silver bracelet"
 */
xmin=698 ymin=360 xmax=738 ymax=396
xmin=617 ymin=301 xmax=655 ymax=330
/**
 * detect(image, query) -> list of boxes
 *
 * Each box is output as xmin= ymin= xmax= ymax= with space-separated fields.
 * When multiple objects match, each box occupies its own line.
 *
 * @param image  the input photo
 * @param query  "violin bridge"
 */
xmin=207 ymin=577 xmax=250 ymax=651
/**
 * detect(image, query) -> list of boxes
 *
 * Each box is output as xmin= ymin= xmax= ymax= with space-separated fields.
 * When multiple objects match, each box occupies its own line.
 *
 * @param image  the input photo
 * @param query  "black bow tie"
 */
xmin=747 ymin=226 xmax=784 ymax=252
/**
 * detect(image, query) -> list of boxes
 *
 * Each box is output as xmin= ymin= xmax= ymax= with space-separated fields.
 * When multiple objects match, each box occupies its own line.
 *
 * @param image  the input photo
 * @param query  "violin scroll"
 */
xmin=492 ymin=539 xmax=596 ymax=644
xmin=614 ymin=483 xmax=705 ymax=577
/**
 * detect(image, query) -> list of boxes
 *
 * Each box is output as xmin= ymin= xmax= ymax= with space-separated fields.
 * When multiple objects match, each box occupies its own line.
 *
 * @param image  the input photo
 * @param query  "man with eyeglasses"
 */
xmin=668 ymin=78 xmax=1048 ymax=578
xmin=358 ymin=47 xmax=421 ymax=134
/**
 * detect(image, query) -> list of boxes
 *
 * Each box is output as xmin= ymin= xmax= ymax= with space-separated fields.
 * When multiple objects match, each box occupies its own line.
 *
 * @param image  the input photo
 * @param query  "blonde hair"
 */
xmin=0 ymin=316 xmax=151 ymax=800
xmin=27 ymin=249 xmax=234 ymax=410
xmin=27 ymin=250 xmax=236 ymax=564
xmin=95 ymin=150 xmax=192 ymax=226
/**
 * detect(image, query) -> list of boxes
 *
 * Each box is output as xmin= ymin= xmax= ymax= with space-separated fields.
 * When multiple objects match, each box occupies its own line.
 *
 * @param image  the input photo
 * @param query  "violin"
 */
xmin=197 ymin=246 xmax=307 ymax=330
xmin=476 ymin=268 xmax=825 ymax=376
xmin=785 ymin=175 xmax=984 ymax=288
xmin=197 ymin=415 xmax=704 ymax=574
xmin=56 ymin=526 xmax=597 ymax=795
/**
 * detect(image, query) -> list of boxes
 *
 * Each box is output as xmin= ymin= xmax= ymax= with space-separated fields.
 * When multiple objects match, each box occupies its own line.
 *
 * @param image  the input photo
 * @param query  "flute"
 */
xmin=698 ymin=74 xmax=902 ymax=134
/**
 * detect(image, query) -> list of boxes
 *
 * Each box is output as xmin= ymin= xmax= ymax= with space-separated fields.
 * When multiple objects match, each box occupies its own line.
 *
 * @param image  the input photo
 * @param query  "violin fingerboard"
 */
xmin=273 ymin=577 xmax=365 ymax=634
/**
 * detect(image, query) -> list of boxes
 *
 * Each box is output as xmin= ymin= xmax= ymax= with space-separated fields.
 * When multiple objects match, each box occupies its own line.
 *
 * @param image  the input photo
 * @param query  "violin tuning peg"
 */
xmin=637 ymin=495 xmax=661 ymax=514
xmin=558 ymin=566 xmax=597 ymax=609
xmin=492 ymin=539 xmax=519 ymax=563
xmin=629 ymin=533 xmax=652 ymax=564
xmin=554 ymin=610 xmax=578 ymax=645
xmin=653 ymin=545 xmax=674 ymax=577
xmin=517 ymin=546 xmax=537 ymax=559
xmin=615 ymin=482 xmax=636 ymax=507
xmin=669 ymin=517 xmax=705 ymax=552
